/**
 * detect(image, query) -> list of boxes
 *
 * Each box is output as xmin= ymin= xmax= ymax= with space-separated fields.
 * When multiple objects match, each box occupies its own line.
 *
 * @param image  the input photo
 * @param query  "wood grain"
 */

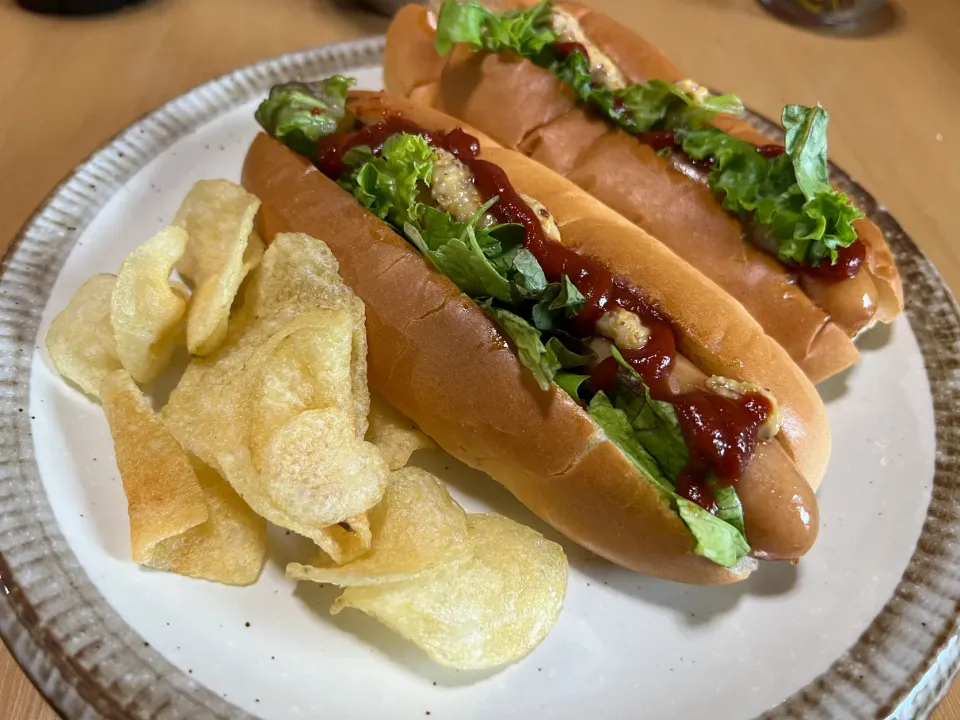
xmin=1 ymin=0 xmax=957 ymax=717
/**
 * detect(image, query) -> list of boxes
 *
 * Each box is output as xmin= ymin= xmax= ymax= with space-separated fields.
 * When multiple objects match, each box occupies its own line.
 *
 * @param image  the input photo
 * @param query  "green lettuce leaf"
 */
xmin=254 ymin=76 xmax=354 ymax=157
xmin=479 ymin=304 xmax=591 ymax=391
xmin=678 ymin=122 xmax=862 ymax=266
xmin=587 ymin=392 xmax=674 ymax=494
xmin=609 ymin=347 xmax=688 ymax=479
xmin=510 ymin=248 xmax=548 ymax=298
xmin=589 ymin=375 xmax=749 ymax=569
xmin=531 ymin=275 xmax=585 ymax=331
xmin=434 ymin=0 xmax=554 ymax=57
xmin=407 ymin=222 xmax=513 ymax=302
xmin=713 ymin=485 xmax=746 ymax=536
xmin=345 ymin=133 xmax=436 ymax=229
xmin=676 ymin=498 xmax=751 ymax=568
xmin=782 ymin=104 xmax=831 ymax=198
xmin=412 ymin=202 xmax=551 ymax=303
xmin=343 ymin=136 xmax=521 ymax=302
xmin=481 ymin=303 xmax=559 ymax=390
xmin=546 ymin=336 xmax=592 ymax=369
xmin=555 ymin=372 xmax=589 ymax=399
xmin=700 ymin=93 xmax=747 ymax=116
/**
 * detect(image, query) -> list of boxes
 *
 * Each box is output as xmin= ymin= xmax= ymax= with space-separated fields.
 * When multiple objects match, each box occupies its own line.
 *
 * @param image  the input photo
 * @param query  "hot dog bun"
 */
xmin=242 ymin=92 xmax=830 ymax=583
xmin=383 ymin=3 xmax=904 ymax=383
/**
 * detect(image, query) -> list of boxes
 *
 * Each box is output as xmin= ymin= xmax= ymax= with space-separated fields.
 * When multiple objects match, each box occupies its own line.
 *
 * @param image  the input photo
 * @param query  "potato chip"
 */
xmin=366 ymin=394 xmax=434 ymax=471
xmin=164 ymin=309 xmax=358 ymax=472
xmin=241 ymin=232 xmax=369 ymax=436
xmin=313 ymin=513 xmax=373 ymax=565
xmin=110 ymin=225 xmax=188 ymax=383
xmin=243 ymin=230 xmax=266 ymax=277
xmin=144 ymin=458 xmax=267 ymax=586
xmin=173 ymin=180 xmax=263 ymax=356
xmin=100 ymin=370 xmax=209 ymax=560
xmin=162 ymin=231 xmax=383 ymax=546
xmin=332 ymin=514 xmax=568 ymax=670
xmin=101 ymin=370 xmax=265 ymax=584
xmin=45 ymin=274 xmax=122 ymax=397
xmin=261 ymin=408 xmax=386 ymax=526
xmin=246 ymin=310 xmax=357 ymax=469
xmin=242 ymin=232 xmax=345 ymax=319
xmin=235 ymin=407 xmax=387 ymax=529
xmin=287 ymin=467 xmax=469 ymax=585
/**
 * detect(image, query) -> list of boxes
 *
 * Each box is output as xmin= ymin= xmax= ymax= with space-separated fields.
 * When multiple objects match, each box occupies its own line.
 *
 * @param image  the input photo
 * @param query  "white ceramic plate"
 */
xmin=2 ymin=38 xmax=959 ymax=720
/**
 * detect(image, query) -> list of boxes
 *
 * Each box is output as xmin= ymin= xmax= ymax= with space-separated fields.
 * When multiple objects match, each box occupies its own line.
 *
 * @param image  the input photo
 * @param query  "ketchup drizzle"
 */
xmin=316 ymin=114 xmax=774 ymax=512
xmin=801 ymin=240 xmax=866 ymax=281
xmin=757 ymin=143 xmax=785 ymax=158
xmin=553 ymin=41 xmax=589 ymax=62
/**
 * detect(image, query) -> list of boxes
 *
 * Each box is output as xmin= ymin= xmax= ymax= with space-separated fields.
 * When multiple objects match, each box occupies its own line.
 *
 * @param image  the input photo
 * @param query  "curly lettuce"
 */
xmin=677 ymin=106 xmax=862 ymax=266
xmin=434 ymin=0 xmax=555 ymax=56
xmin=254 ymin=76 xmax=354 ymax=157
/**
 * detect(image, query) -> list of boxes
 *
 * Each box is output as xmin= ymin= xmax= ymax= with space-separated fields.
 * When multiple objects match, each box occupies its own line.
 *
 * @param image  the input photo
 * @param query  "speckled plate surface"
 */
xmin=1 ymin=37 xmax=958 ymax=720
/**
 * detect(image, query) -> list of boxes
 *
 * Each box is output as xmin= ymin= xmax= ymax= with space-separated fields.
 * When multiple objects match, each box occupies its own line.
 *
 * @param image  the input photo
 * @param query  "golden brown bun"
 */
xmin=383 ymin=2 xmax=904 ymax=382
xmin=383 ymin=5 xmax=445 ymax=100
xmin=242 ymin=95 xmax=828 ymax=581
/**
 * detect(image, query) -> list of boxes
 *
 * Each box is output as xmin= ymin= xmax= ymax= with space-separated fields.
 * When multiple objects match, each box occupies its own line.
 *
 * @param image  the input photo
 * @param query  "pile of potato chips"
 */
xmin=45 ymin=179 xmax=567 ymax=670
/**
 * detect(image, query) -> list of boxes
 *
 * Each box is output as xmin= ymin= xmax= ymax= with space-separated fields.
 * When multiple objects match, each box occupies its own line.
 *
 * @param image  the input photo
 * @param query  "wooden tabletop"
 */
xmin=2 ymin=0 xmax=959 ymax=717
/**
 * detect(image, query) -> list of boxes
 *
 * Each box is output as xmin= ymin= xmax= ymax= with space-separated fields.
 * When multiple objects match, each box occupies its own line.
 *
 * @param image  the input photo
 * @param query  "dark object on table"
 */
xmin=758 ymin=0 xmax=885 ymax=27
xmin=15 ymin=0 xmax=146 ymax=15
xmin=355 ymin=0 xmax=420 ymax=17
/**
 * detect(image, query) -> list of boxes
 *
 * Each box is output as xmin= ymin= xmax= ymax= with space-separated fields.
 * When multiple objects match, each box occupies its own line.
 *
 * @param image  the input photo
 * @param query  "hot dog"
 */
xmin=383 ymin=0 xmax=904 ymax=383
xmin=243 ymin=79 xmax=829 ymax=584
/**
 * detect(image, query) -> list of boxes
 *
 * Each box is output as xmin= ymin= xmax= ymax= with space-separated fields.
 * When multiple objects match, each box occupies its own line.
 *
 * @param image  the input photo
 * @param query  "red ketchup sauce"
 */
xmin=316 ymin=114 xmax=774 ymax=512
xmin=801 ymin=238 xmax=866 ymax=281
xmin=553 ymin=41 xmax=589 ymax=62
xmin=756 ymin=143 xmax=785 ymax=158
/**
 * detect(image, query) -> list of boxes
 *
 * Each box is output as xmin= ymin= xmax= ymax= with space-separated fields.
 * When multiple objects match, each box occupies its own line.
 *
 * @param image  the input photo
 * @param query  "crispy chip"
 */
xmin=144 ymin=459 xmax=267 ymax=585
xmin=241 ymin=233 xmax=368 ymax=436
xmin=110 ymin=225 xmax=188 ymax=383
xmin=287 ymin=467 xmax=469 ymax=585
xmin=174 ymin=180 xmax=263 ymax=356
xmin=46 ymin=274 xmax=122 ymax=397
xmin=243 ymin=230 xmax=266 ymax=277
xmin=242 ymin=232 xmax=345 ymax=318
xmin=101 ymin=370 xmax=208 ymax=559
xmin=366 ymin=394 xmax=434 ymax=471
xmin=332 ymin=514 xmax=568 ymax=670
xmin=101 ymin=370 xmax=265 ymax=584
xmin=246 ymin=310 xmax=356 ymax=469
xmin=164 ymin=309 xmax=359 ymax=471
xmin=313 ymin=513 xmax=373 ymax=565
xmin=218 ymin=407 xmax=387 ymax=532
xmin=163 ymin=234 xmax=381 ymax=544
